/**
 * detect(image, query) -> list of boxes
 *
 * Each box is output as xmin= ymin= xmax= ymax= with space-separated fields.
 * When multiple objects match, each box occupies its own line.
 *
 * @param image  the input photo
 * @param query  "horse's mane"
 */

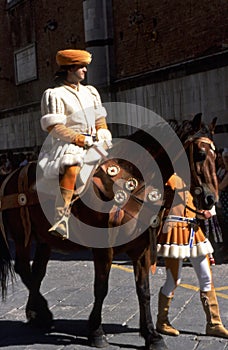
xmin=167 ymin=113 xmax=215 ymax=143
xmin=108 ymin=123 xmax=176 ymax=184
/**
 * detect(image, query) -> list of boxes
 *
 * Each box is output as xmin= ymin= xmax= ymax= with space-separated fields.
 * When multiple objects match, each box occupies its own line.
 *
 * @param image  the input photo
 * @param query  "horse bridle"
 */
xmin=183 ymin=134 xmax=215 ymax=189
xmin=182 ymin=134 xmax=216 ymax=217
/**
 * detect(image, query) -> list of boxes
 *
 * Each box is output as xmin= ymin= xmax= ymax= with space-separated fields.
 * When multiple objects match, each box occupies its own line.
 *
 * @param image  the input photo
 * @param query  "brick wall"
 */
xmin=112 ymin=0 xmax=227 ymax=78
xmin=0 ymin=0 xmax=85 ymax=111
xmin=0 ymin=0 xmax=227 ymax=110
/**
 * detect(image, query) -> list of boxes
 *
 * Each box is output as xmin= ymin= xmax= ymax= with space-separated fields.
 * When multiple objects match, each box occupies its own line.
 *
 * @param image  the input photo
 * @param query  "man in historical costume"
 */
xmin=40 ymin=49 xmax=112 ymax=239
xmin=156 ymin=173 xmax=228 ymax=338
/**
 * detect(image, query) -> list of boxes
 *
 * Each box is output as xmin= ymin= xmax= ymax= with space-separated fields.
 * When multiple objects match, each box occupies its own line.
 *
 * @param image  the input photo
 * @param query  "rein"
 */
xmin=185 ymin=204 xmax=212 ymax=219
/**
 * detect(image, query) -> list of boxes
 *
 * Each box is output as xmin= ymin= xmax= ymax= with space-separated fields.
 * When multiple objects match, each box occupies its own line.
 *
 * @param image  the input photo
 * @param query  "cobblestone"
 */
xmin=0 ymin=251 xmax=227 ymax=350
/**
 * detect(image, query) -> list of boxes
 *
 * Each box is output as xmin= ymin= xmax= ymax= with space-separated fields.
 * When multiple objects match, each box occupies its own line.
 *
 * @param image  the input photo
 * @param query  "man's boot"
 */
xmin=49 ymin=187 xmax=74 ymax=240
xmin=156 ymin=288 xmax=180 ymax=336
xmin=200 ymin=288 xmax=228 ymax=338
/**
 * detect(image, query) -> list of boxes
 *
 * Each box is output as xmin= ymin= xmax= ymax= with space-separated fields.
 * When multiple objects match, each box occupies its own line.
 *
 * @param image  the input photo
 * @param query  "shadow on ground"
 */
xmin=0 ymin=319 xmax=144 ymax=348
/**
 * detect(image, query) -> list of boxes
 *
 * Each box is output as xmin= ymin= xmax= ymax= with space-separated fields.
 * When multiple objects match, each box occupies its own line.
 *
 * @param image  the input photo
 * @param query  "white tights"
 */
xmin=161 ymin=255 xmax=212 ymax=297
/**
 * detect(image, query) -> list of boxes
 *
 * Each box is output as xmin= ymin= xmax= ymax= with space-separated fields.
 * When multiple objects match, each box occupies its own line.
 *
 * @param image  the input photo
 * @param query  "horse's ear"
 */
xmin=192 ymin=113 xmax=202 ymax=131
xmin=210 ymin=117 xmax=217 ymax=133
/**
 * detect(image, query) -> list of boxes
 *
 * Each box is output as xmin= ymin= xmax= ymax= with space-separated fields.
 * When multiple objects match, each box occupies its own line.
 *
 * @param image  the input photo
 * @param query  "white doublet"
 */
xmin=39 ymin=84 xmax=108 ymax=178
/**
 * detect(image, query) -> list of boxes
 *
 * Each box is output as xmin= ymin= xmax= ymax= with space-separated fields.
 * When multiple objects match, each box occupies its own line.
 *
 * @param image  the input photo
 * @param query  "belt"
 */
xmin=164 ymin=215 xmax=197 ymax=225
xmin=163 ymin=215 xmax=197 ymax=248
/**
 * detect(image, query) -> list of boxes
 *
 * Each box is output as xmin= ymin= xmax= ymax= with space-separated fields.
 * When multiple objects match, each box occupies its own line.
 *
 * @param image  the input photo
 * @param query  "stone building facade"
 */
xmin=0 ymin=0 xmax=227 ymax=152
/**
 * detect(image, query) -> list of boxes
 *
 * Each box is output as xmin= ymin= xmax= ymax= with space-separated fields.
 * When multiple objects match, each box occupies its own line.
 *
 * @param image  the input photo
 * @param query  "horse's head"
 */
xmin=175 ymin=113 xmax=218 ymax=210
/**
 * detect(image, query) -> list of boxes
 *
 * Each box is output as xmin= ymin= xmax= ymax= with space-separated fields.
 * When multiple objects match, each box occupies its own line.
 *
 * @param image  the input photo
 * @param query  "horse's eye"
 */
xmin=199 ymin=151 xmax=206 ymax=160
xmin=195 ymin=149 xmax=206 ymax=162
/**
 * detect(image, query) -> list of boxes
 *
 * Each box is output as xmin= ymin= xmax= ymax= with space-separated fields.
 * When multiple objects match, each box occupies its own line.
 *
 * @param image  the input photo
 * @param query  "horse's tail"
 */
xmin=0 ymin=229 xmax=15 ymax=300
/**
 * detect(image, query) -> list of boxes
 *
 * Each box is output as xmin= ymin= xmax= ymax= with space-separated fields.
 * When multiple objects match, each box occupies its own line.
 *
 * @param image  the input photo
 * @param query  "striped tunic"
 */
xmin=157 ymin=174 xmax=213 ymax=259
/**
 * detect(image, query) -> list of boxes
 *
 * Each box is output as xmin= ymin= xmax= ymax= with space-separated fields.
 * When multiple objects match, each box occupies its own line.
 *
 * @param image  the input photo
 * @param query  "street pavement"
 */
xmin=0 ymin=250 xmax=227 ymax=350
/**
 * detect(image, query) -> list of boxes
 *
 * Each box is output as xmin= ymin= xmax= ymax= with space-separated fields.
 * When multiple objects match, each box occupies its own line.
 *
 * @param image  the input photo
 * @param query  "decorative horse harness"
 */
xmin=93 ymin=158 xmax=163 ymax=226
xmin=183 ymin=132 xmax=216 ymax=216
xmin=184 ymin=133 xmax=215 ymax=188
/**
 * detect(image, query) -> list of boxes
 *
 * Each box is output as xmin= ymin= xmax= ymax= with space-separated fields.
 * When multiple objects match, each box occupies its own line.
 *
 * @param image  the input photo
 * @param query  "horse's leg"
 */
xmin=88 ymin=248 xmax=113 ymax=348
xmin=26 ymin=241 xmax=53 ymax=328
xmin=14 ymin=239 xmax=53 ymax=328
xmin=132 ymin=248 xmax=168 ymax=350
xmin=14 ymin=241 xmax=33 ymax=290
xmin=0 ymin=229 xmax=15 ymax=299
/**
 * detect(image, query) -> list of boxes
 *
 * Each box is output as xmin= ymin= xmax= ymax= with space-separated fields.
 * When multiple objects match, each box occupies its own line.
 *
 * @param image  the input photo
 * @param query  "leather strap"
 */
xmin=0 ymin=162 xmax=39 ymax=247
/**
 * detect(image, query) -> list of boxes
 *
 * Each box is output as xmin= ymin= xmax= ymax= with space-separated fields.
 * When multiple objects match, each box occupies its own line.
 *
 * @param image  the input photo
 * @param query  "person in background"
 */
xmin=156 ymin=173 xmax=228 ymax=339
xmin=216 ymin=149 xmax=226 ymax=183
xmin=199 ymin=148 xmax=224 ymax=263
xmin=40 ymin=49 xmax=112 ymax=239
xmin=0 ymin=153 xmax=12 ymax=175
xmin=19 ymin=153 xmax=29 ymax=167
xmin=218 ymin=148 xmax=228 ymax=260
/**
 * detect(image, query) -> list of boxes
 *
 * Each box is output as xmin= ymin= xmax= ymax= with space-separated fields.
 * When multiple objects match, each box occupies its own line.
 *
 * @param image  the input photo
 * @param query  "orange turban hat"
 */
xmin=56 ymin=49 xmax=92 ymax=66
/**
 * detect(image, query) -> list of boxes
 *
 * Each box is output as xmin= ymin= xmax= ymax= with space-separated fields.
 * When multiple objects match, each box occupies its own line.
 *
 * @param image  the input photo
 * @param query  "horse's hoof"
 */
xmin=146 ymin=341 xmax=168 ymax=350
xmin=145 ymin=333 xmax=168 ymax=350
xmin=88 ymin=334 xmax=109 ymax=348
xmin=147 ymin=343 xmax=168 ymax=350
xmin=26 ymin=309 xmax=53 ymax=330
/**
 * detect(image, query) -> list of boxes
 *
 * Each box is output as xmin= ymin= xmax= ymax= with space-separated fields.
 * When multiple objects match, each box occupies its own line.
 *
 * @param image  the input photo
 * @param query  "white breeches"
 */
xmin=161 ymin=255 xmax=212 ymax=297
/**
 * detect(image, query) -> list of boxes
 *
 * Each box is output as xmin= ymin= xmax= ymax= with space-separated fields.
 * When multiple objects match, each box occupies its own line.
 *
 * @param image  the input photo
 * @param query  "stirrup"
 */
xmin=49 ymin=207 xmax=71 ymax=240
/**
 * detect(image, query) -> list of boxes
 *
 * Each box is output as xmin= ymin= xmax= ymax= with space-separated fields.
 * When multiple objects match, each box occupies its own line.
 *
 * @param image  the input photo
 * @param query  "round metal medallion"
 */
xmin=147 ymin=189 xmax=161 ymax=202
xmin=150 ymin=215 xmax=160 ymax=228
xmin=18 ymin=193 xmax=27 ymax=206
xmin=125 ymin=177 xmax=138 ymax=191
xmin=114 ymin=190 xmax=127 ymax=204
xmin=194 ymin=187 xmax=202 ymax=195
xmin=107 ymin=164 xmax=120 ymax=177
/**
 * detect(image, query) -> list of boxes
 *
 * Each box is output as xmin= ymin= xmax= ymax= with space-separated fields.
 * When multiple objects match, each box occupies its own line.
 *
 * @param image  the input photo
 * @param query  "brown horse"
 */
xmin=0 ymin=115 xmax=218 ymax=349
xmin=0 ymin=122 xmax=181 ymax=350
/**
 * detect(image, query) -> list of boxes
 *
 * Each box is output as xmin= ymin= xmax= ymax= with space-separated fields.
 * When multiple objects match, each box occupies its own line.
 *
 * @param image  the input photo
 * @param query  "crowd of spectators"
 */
xmin=216 ymin=148 xmax=228 ymax=261
xmin=0 ymin=150 xmax=38 ymax=176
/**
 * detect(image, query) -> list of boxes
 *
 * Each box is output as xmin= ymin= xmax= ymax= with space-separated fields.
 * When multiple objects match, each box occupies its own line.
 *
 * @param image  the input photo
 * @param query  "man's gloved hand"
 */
xmin=84 ymin=135 xmax=94 ymax=147
xmin=97 ymin=129 xmax=112 ymax=141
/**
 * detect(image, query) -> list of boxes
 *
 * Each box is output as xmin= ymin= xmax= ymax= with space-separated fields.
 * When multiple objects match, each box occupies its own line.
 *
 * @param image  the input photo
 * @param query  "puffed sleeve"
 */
xmin=40 ymin=88 xmax=66 ymax=131
xmin=86 ymin=85 xmax=107 ymax=121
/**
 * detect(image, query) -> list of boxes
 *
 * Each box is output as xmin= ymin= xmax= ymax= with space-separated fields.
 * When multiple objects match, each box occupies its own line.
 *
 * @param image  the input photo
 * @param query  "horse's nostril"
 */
xmin=205 ymin=194 xmax=215 ymax=207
